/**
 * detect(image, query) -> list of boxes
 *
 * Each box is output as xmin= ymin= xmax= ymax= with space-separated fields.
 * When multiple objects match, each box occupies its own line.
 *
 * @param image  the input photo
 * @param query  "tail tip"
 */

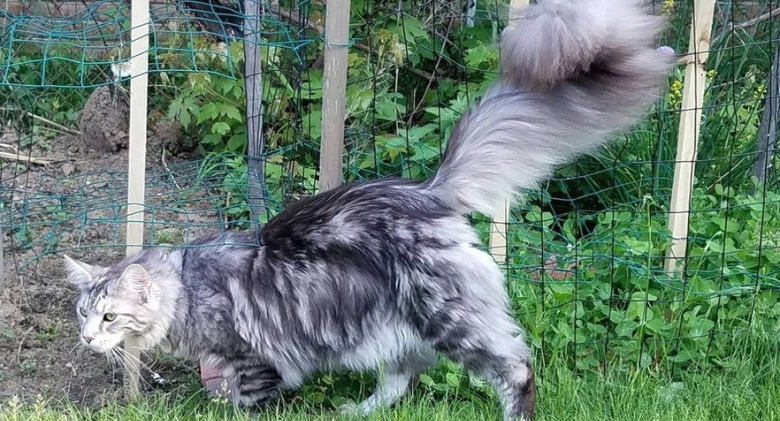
xmin=657 ymin=45 xmax=676 ymax=56
xmin=500 ymin=0 xmax=669 ymax=90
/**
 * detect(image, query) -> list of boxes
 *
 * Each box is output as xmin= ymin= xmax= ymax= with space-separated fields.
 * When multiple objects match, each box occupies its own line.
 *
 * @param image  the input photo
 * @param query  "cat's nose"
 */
xmin=83 ymin=336 xmax=94 ymax=344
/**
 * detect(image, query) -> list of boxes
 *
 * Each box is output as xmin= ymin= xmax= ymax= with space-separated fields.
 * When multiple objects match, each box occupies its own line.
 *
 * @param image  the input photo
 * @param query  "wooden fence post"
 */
xmin=123 ymin=0 xmax=151 ymax=398
xmin=664 ymin=0 xmax=716 ymax=275
xmin=752 ymin=41 xmax=780 ymax=189
xmin=0 ymin=231 xmax=4 ymax=291
xmin=245 ymin=0 xmax=266 ymax=227
xmin=489 ymin=0 xmax=528 ymax=266
xmin=319 ymin=0 xmax=351 ymax=192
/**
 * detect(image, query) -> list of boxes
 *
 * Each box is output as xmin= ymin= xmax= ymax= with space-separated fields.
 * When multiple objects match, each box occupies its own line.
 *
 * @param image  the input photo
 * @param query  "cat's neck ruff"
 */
xmin=133 ymin=248 xmax=186 ymax=352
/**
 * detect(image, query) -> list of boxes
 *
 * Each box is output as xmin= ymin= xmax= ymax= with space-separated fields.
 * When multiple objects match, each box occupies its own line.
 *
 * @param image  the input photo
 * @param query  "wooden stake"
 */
xmin=244 ymin=0 xmax=266 ymax=227
xmin=0 ymin=230 xmax=4 ymax=291
xmin=318 ymin=0 xmax=351 ymax=192
xmin=489 ymin=0 xmax=528 ymax=265
xmin=123 ymin=0 xmax=151 ymax=398
xmin=664 ymin=0 xmax=716 ymax=275
xmin=752 ymin=41 xmax=780 ymax=190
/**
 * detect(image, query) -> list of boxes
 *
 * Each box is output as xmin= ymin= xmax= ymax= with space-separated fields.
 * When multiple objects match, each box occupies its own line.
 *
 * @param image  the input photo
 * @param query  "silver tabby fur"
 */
xmin=63 ymin=1 xmax=673 ymax=419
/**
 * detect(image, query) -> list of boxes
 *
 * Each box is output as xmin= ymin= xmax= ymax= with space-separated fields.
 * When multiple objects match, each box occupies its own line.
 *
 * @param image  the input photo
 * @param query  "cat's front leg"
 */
xmin=222 ymin=359 xmax=283 ymax=410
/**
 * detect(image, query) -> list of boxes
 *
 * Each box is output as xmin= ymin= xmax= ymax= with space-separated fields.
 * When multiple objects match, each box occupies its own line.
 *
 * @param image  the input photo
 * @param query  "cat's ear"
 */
xmin=63 ymin=255 xmax=103 ymax=289
xmin=119 ymin=264 xmax=152 ymax=304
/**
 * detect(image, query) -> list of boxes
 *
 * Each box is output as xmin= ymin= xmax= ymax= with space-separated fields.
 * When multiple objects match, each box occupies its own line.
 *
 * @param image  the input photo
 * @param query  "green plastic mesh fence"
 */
xmin=1 ymin=0 xmax=780 ymax=385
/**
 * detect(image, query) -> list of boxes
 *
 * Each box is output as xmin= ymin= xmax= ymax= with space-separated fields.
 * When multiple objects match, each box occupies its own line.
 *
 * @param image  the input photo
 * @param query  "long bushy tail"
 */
xmin=424 ymin=0 xmax=674 ymax=216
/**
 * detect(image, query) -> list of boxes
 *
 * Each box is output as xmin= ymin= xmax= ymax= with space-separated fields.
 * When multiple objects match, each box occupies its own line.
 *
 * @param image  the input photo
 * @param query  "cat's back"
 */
xmin=259 ymin=178 xmax=474 ymax=259
xmin=179 ymin=231 xmax=259 ymax=290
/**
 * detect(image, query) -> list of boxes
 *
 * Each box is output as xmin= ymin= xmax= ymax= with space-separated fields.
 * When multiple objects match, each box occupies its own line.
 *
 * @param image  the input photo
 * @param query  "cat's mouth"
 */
xmin=82 ymin=334 xmax=124 ymax=353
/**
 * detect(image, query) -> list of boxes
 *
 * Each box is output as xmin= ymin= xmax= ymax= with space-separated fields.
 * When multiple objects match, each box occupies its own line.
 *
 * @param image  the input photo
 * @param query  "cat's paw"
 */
xmin=337 ymin=401 xmax=369 ymax=417
xmin=204 ymin=377 xmax=230 ymax=399
xmin=245 ymin=407 xmax=265 ymax=420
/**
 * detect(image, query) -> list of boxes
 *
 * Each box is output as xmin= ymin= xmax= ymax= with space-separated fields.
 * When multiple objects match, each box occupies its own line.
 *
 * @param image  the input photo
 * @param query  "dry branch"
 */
xmin=712 ymin=7 xmax=780 ymax=46
xmin=26 ymin=113 xmax=82 ymax=137
xmin=0 ymin=108 xmax=82 ymax=137
xmin=0 ymin=151 xmax=54 ymax=166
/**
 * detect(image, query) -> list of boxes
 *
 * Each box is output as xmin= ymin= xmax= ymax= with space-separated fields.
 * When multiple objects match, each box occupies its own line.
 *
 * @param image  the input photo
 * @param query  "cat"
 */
xmin=63 ymin=1 xmax=673 ymax=419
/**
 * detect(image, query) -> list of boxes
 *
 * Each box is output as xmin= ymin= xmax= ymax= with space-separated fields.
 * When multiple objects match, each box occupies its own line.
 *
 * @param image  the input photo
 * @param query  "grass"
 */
xmin=3 ymin=335 xmax=780 ymax=421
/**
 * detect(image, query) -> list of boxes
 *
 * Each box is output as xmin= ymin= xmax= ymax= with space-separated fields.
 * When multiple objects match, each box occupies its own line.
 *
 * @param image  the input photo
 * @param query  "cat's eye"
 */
xmin=103 ymin=313 xmax=117 ymax=322
xmin=78 ymin=307 xmax=87 ymax=317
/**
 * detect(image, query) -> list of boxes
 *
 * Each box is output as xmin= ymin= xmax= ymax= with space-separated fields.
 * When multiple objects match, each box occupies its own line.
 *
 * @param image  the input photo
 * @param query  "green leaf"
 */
xmin=302 ymin=109 xmax=323 ymax=140
xmin=407 ymin=125 xmax=436 ymax=140
xmin=307 ymin=391 xmax=326 ymax=404
xmin=419 ymin=374 xmax=435 ymax=387
xmin=301 ymin=72 xmax=323 ymax=100
xmin=644 ymin=316 xmax=666 ymax=333
xmin=445 ymin=372 xmax=461 ymax=388
xmin=374 ymin=97 xmax=405 ymax=121
xmin=672 ymin=349 xmax=694 ymax=363
xmin=387 ymin=16 xmax=429 ymax=45
xmin=468 ymin=373 xmax=487 ymax=389
xmin=201 ymin=133 xmax=222 ymax=146
xmin=425 ymin=106 xmax=460 ymax=124
xmin=220 ymin=104 xmax=243 ymax=122
xmin=465 ymin=43 xmax=498 ymax=69
xmin=227 ymin=133 xmax=247 ymax=152
xmin=168 ymin=95 xmax=199 ymax=127
xmin=615 ymin=321 xmax=637 ymax=338
xmin=411 ymin=143 xmax=440 ymax=163
xmin=210 ymin=122 xmax=231 ymax=136
xmin=197 ymin=103 xmax=218 ymax=124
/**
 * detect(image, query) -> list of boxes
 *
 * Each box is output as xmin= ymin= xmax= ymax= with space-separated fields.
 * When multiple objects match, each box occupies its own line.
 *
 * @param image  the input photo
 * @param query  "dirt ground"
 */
xmin=0 ymin=89 xmax=222 ymax=405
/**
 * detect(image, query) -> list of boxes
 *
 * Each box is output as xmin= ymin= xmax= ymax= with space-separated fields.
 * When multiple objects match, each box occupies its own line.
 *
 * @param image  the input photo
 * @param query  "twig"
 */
xmin=406 ymin=16 xmax=456 ymax=126
xmin=0 ymin=108 xmax=82 ymax=137
xmin=275 ymin=4 xmax=320 ymax=29
xmin=26 ymin=112 xmax=82 ymax=137
xmin=0 ymin=151 xmax=54 ymax=166
xmin=730 ymin=8 xmax=780 ymax=32
xmin=353 ymin=42 xmax=434 ymax=80
xmin=161 ymin=146 xmax=182 ymax=190
xmin=352 ymin=42 xmax=434 ymax=80
xmin=17 ymin=327 xmax=34 ymax=369
xmin=712 ymin=8 xmax=780 ymax=46
xmin=269 ymin=4 xmax=323 ymax=33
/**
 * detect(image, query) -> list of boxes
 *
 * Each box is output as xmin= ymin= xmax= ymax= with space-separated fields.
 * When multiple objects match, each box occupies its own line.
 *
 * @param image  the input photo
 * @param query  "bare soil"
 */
xmin=0 ymin=95 xmax=219 ymax=405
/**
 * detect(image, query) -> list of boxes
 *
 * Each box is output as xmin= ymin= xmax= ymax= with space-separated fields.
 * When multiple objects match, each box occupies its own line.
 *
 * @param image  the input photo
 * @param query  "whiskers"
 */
xmin=67 ymin=342 xmax=82 ymax=357
xmin=104 ymin=346 xmax=166 ymax=390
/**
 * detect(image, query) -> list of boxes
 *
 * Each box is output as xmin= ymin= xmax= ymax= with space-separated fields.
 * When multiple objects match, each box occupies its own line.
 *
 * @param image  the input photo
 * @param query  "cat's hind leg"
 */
xmin=432 ymin=308 xmax=535 ymax=421
xmin=420 ymin=246 xmax=535 ymax=420
xmin=222 ymin=359 xmax=283 ymax=409
xmin=339 ymin=348 xmax=436 ymax=416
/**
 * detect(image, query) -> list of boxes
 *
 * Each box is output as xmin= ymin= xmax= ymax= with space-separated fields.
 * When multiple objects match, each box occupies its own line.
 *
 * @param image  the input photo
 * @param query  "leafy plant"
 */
xmin=502 ymin=182 xmax=780 ymax=371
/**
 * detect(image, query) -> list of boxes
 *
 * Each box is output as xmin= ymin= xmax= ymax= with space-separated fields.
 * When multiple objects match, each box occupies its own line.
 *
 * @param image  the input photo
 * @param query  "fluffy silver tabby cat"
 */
xmin=63 ymin=1 xmax=673 ymax=419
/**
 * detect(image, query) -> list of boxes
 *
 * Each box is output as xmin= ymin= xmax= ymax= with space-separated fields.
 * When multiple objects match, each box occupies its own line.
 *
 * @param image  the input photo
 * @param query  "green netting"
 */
xmin=0 ymin=0 xmax=317 ymax=88
xmin=2 ymin=0 xmax=780 ymax=374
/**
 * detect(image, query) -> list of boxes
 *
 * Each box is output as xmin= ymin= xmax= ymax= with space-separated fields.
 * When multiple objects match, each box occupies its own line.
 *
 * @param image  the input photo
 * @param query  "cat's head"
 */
xmin=63 ymin=252 xmax=178 ymax=353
